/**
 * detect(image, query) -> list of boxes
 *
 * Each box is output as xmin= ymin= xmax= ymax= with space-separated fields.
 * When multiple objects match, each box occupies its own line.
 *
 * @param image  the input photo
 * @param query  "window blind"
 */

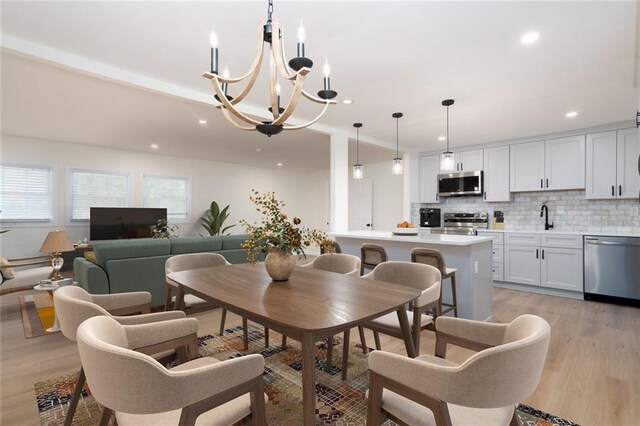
xmin=0 ymin=164 xmax=53 ymax=222
xmin=143 ymin=175 xmax=189 ymax=220
xmin=71 ymin=169 xmax=129 ymax=221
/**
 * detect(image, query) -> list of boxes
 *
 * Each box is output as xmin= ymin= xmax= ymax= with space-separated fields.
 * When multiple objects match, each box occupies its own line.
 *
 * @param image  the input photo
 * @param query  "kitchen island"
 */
xmin=331 ymin=231 xmax=494 ymax=321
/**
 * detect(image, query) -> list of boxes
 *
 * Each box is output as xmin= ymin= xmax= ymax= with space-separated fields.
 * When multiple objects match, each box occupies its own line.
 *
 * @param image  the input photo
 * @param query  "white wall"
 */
xmin=357 ymin=160 xmax=404 ymax=231
xmin=0 ymin=135 xmax=328 ymax=258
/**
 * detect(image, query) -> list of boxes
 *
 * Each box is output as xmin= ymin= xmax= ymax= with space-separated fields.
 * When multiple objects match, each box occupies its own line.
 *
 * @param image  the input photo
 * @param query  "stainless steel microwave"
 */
xmin=438 ymin=170 xmax=483 ymax=197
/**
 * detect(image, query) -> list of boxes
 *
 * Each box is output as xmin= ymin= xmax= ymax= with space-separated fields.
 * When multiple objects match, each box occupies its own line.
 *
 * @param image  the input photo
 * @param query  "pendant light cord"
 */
xmin=396 ymin=117 xmax=399 ymax=157
xmin=446 ymin=104 xmax=450 ymax=153
xmin=267 ymin=0 xmax=274 ymax=24
xmin=356 ymin=127 xmax=360 ymax=163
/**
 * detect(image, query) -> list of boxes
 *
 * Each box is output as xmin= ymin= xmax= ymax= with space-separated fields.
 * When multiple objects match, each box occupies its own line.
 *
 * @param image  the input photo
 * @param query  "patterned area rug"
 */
xmin=19 ymin=293 xmax=59 ymax=338
xmin=34 ymin=323 xmax=578 ymax=425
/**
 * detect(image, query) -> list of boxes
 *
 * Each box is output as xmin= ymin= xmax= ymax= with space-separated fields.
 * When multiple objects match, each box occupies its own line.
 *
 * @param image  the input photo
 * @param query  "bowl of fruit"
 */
xmin=393 ymin=221 xmax=419 ymax=235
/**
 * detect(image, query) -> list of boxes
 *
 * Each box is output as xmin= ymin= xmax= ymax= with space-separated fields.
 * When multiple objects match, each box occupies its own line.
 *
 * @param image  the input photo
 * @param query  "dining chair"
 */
xmin=301 ymin=253 xmax=361 ymax=375
xmin=411 ymin=248 xmax=458 ymax=317
xmin=166 ymin=253 xmax=268 ymax=350
xmin=367 ymin=314 xmax=551 ymax=426
xmin=357 ymin=261 xmax=441 ymax=355
xmin=360 ymin=243 xmax=388 ymax=275
xmin=54 ymin=286 xmax=198 ymax=426
xmin=76 ymin=316 xmax=267 ymax=426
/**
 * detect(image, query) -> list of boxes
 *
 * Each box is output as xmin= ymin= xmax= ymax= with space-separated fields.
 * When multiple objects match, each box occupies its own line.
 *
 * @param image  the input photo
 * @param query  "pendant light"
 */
xmin=353 ymin=122 xmax=363 ymax=179
xmin=392 ymin=112 xmax=403 ymax=175
xmin=440 ymin=99 xmax=455 ymax=171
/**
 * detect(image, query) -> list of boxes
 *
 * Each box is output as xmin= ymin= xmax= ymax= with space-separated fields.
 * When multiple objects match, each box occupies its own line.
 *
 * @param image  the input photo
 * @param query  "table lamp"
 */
xmin=40 ymin=230 xmax=75 ymax=280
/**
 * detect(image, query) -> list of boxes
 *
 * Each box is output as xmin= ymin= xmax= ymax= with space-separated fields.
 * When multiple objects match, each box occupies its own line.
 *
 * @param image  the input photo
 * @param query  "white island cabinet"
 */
xmin=331 ymin=231 xmax=494 ymax=321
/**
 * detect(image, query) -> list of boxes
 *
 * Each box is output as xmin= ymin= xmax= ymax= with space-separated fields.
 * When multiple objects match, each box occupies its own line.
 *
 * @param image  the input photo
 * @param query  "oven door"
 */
xmin=438 ymin=171 xmax=483 ymax=196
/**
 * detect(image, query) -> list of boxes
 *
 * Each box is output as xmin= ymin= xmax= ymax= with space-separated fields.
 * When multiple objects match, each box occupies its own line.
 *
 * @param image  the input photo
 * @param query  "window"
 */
xmin=70 ymin=168 xmax=129 ymax=221
xmin=142 ymin=175 xmax=190 ymax=221
xmin=0 ymin=163 xmax=54 ymax=222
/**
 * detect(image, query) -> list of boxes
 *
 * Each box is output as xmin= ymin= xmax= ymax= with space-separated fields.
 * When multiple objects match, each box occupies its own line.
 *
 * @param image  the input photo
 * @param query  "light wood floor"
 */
xmin=1 ymin=287 xmax=639 ymax=425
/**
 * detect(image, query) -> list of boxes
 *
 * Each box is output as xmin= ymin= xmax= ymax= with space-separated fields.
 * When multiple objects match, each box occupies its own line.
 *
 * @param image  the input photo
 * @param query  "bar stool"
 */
xmin=360 ymin=243 xmax=388 ymax=275
xmin=320 ymin=240 xmax=342 ymax=254
xmin=411 ymin=247 xmax=458 ymax=317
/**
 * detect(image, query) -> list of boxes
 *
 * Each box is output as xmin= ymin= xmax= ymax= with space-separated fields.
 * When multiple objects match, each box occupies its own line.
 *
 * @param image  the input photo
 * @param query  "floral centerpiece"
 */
xmin=240 ymin=190 xmax=332 ymax=280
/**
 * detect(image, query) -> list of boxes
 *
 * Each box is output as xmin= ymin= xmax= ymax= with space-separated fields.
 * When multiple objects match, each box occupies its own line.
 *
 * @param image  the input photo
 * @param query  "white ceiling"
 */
xmin=1 ymin=1 xmax=638 ymax=167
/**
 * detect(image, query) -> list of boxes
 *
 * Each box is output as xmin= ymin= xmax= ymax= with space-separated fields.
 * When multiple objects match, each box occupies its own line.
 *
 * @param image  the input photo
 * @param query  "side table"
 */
xmin=33 ymin=284 xmax=61 ymax=332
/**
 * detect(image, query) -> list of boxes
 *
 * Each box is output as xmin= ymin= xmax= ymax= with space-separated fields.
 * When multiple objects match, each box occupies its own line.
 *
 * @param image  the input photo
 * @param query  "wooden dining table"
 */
xmin=168 ymin=262 xmax=420 ymax=426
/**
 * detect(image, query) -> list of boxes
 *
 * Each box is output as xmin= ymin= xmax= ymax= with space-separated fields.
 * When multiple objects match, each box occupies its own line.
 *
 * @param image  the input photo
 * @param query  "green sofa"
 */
xmin=74 ymin=235 xmax=252 ymax=307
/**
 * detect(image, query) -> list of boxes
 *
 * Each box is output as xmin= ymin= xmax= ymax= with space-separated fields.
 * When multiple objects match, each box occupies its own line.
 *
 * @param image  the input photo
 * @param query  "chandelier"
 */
xmin=203 ymin=0 xmax=338 ymax=137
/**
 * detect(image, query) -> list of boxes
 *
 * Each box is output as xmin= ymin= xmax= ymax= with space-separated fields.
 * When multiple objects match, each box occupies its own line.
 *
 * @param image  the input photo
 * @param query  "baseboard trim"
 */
xmin=493 ymin=281 xmax=583 ymax=300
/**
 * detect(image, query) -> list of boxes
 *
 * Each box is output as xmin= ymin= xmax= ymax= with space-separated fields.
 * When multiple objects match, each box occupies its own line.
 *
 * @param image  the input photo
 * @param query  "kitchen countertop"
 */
xmin=330 ymin=230 xmax=494 ymax=246
xmin=473 ymin=229 xmax=640 ymax=238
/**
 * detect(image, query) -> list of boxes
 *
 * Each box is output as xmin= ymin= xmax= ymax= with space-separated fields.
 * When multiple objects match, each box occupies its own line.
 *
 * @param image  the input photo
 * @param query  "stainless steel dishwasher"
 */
xmin=584 ymin=236 xmax=640 ymax=307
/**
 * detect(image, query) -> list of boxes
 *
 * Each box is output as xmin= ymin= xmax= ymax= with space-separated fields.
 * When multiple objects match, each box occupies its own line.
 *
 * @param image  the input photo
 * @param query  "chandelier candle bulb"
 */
xmin=296 ymin=19 xmax=306 ymax=57
xmin=209 ymin=28 xmax=219 ymax=74
xmin=221 ymin=64 xmax=230 ymax=95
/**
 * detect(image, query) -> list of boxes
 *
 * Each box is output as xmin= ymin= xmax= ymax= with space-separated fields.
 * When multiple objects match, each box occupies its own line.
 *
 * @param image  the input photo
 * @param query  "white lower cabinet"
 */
xmin=492 ymin=263 xmax=504 ymax=282
xmin=504 ymin=233 xmax=583 ymax=293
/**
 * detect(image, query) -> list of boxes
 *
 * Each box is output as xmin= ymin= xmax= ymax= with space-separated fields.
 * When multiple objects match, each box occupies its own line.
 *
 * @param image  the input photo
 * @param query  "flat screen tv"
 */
xmin=90 ymin=207 xmax=167 ymax=241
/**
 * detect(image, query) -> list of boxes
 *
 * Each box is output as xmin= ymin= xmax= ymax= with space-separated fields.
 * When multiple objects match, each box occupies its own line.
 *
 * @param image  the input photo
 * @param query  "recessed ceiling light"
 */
xmin=438 ymin=136 xmax=446 ymax=141
xmin=256 ymin=148 xmax=262 ymax=152
xmin=565 ymin=111 xmax=578 ymax=118
xmin=150 ymin=144 xmax=159 ymax=149
xmin=342 ymin=99 xmax=353 ymax=105
xmin=520 ymin=32 xmax=540 ymax=45
xmin=198 ymin=119 xmax=208 ymax=124
xmin=277 ymin=163 xmax=283 ymax=167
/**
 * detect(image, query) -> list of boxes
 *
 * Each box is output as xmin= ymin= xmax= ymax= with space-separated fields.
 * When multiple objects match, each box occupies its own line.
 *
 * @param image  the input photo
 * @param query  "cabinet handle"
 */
xmin=611 ymin=185 xmax=615 ymax=196
xmin=546 ymin=178 xmax=549 ymax=188
xmin=461 ymin=162 xmax=463 ymax=170
xmin=540 ymin=179 xmax=543 ymax=189
xmin=619 ymin=185 xmax=622 ymax=196
xmin=436 ymin=194 xmax=439 ymax=201
xmin=536 ymin=249 xmax=539 ymax=259
xmin=483 ymin=192 xmax=486 ymax=200
xmin=542 ymin=249 xmax=545 ymax=260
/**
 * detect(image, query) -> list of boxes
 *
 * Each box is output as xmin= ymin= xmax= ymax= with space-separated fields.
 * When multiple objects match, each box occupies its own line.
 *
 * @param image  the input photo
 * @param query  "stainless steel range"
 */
xmin=430 ymin=212 xmax=488 ymax=236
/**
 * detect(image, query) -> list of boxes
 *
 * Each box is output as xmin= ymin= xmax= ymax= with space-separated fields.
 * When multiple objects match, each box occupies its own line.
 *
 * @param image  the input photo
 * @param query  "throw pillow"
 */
xmin=84 ymin=251 xmax=97 ymax=264
xmin=0 ymin=257 xmax=14 ymax=280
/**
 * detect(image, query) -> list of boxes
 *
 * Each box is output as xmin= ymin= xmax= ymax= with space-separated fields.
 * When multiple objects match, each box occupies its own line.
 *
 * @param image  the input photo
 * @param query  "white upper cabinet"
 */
xmin=510 ymin=141 xmax=545 ymax=191
xmin=545 ymin=135 xmax=585 ymax=190
xmin=483 ymin=146 xmax=511 ymax=202
xmin=419 ymin=154 xmax=441 ymax=203
xmin=510 ymin=137 xmax=585 ymax=192
xmin=586 ymin=128 xmax=639 ymax=199
xmin=617 ymin=128 xmax=640 ymax=199
xmin=454 ymin=149 xmax=484 ymax=172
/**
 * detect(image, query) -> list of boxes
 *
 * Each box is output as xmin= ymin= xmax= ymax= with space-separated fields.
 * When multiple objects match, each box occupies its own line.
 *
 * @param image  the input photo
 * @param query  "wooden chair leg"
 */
xmin=366 ymin=372 xmax=384 ymax=426
xmin=412 ymin=309 xmax=421 ymax=354
xmin=450 ymin=274 xmax=458 ymax=317
xmin=341 ymin=329 xmax=350 ymax=381
xmin=373 ymin=330 xmax=382 ymax=350
xmin=219 ymin=308 xmax=227 ymax=336
xmin=164 ymin=286 xmax=174 ymax=311
xmin=250 ymin=377 xmax=267 ymax=426
xmin=281 ymin=335 xmax=287 ymax=349
xmin=99 ymin=407 xmax=113 ymax=426
xmin=242 ymin=317 xmax=249 ymax=351
xmin=325 ymin=336 xmax=333 ymax=373
xmin=264 ymin=327 xmax=270 ymax=348
xmin=63 ymin=367 xmax=85 ymax=426
xmin=358 ymin=326 xmax=368 ymax=353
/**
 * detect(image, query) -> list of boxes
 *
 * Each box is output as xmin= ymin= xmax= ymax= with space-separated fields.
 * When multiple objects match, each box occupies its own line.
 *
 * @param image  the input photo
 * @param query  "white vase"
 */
xmin=264 ymin=250 xmax=296 ymax=281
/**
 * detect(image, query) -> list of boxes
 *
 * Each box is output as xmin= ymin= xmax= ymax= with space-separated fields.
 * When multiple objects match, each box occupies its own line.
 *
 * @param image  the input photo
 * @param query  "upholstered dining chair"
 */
xmin=165 ymin=253 xmax=269 ymax=350
xmin=76 ymin=316 xmax=267 ymax=426
xmin=301 ymin=253 xmax=361 ymax=376
xmin=360 ymin=243 xmax=388 ymax=275
xmin=320 ymin=240 xmax=342 ymax=254
xmin=54 ymin=286 xmax=198 ymax=426
xmin=357 ymin=261 xmax=441 ymax=355
xmin=411 ymin=248 xmax=458 ymax=317
xmin=367 ymin=314 xmax=551 ymax=426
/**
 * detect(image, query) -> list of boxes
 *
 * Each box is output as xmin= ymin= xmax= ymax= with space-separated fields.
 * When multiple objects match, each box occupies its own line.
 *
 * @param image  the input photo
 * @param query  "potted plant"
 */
xmin=240 ymin=190 xmax=332 ymax=281
xmin=200 ymin=201 xmax=236 ymax=236
xmin=150 ymin=219 xmax=178 ymax=239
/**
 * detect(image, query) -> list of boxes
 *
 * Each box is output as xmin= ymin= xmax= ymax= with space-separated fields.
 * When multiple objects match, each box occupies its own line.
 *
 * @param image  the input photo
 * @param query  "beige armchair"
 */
xmin=0 ymin=255 xmax=52 ymax=296
xmin=77 ymin=316 xmax=267 ymax=426
xmin=54 ymin=286 xmax=197 ymax=426
xmin=166 ymin=252 xmax=269 ymax=350
xmin=367 ymin=314 xmax=551 ymax=426
xmin=358 ymin=261 xmax=441 ymax=354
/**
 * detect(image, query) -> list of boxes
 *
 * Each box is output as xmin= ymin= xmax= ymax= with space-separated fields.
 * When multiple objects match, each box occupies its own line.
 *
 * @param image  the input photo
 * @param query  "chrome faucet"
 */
xmin=540 ymin=204 xmax=554 ymax=231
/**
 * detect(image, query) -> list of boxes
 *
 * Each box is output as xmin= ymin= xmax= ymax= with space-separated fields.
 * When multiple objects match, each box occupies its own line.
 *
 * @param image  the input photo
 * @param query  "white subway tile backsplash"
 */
xmin=412 ymin=190 xmax=640 ymax=233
